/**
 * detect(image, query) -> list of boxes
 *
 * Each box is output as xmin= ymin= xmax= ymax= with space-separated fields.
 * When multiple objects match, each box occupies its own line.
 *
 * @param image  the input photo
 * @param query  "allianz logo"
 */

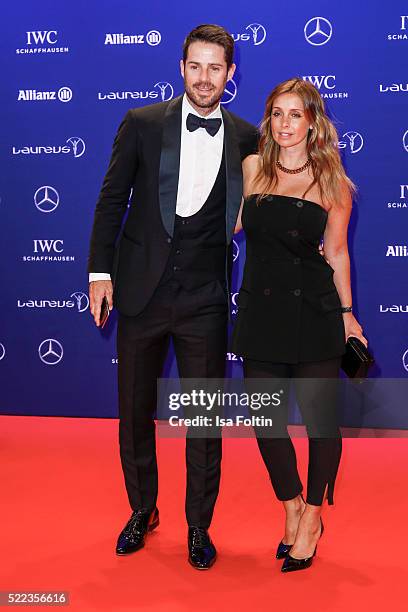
xmin=17 ymin=292 xmax=89 ymax=312
xmin=379 ymin=83 xmax=408 ymax=92
xmin=18 ymin=87 xmax=72 ymax=102
xmin=104 ymin=31 xmax=161 ymax=46
xmin=380 ymin=305 xmax=408 ymax=313
xmin=386 ymin=245 xmax=408 ymax=256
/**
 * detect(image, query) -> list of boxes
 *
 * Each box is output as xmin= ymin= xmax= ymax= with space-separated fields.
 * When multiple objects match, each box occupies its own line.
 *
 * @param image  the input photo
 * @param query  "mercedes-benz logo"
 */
xmin=342 ymin=131 xmax=364 ymax=154
xmin=34 ymin=185 xmax=60 ymax=213
xmin=304 ymin=17 xmax=333 ymax=46
xmin=221 ymin=79 xmax=237 ymax=105
xmin=246 ymin=23 xmax=267 ymax=46
xmin=154 ymin=81 xmax=174 ymax=102
xmin=233 ymin=239 xmax=240 ymax=262
xmin=0 ymin=343 xmax=5 ymax=361
xmin=66 ymin=137 xmax=86 ymax=158
xmin=403 ymin=349 xmax=408 ymax=372
xmin=403 ymin=129 xmax=408 ymax=153
xmin=70 ymin=291 xmax=90 ymax=313
xmin=38 ymin=339 xmax=64 ymax=365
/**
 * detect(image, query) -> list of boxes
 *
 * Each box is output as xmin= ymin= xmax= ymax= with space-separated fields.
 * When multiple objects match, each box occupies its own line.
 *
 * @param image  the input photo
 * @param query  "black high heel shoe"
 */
xmin=275 ymin=494 xmax=306 ymax=560
xmin=276 ymin=541 xmax=293 ymax=559
xmin=281 ymin=517 xmax=324 ymax=572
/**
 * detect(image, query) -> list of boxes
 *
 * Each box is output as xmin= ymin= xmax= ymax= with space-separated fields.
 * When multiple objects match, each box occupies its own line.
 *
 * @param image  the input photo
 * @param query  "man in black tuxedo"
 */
xmin=88 ymin=24 xmax=258 ymax=569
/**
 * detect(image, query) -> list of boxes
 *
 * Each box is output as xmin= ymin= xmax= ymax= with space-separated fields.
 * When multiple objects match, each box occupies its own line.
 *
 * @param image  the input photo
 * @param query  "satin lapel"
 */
xmin=159 ymin=95 xmax=183 ymax=237
xmin=221 ymin=107 xmax=243 ymax=244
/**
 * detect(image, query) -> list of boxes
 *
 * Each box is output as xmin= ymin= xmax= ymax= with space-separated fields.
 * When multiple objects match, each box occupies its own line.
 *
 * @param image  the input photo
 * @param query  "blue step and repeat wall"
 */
xmin=1 ymin=1 xmax=407 ymax=423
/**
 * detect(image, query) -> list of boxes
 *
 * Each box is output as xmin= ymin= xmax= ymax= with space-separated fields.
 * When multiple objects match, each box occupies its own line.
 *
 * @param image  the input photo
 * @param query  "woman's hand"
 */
xmin=343 ymin=312 xmax=368 ymax=347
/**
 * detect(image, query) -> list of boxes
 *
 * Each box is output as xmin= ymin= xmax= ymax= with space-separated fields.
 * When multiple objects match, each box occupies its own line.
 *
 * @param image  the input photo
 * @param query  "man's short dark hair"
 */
xmin=183 ymin=24 xmax=234 ymax=68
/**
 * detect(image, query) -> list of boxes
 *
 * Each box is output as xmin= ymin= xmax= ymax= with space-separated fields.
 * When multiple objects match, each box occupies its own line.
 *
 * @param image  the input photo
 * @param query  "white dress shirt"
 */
xmin=89 ymin=94 xmax=224 ymax=283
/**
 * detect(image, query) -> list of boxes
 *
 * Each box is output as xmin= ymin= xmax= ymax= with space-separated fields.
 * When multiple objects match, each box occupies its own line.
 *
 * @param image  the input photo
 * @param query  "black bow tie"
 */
xmin=186 ymin=113 xmax=222 ymax=137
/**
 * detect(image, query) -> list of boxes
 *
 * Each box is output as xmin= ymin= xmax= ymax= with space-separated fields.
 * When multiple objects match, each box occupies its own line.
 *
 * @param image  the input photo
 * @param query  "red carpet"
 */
xmin=1 ymin=416 xmax=408 ymax=611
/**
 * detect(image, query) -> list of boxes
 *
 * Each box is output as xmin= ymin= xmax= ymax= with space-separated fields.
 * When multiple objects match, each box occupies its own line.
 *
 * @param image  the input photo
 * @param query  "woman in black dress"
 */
xmin=233 ymin=78 xmax=367 ymax=572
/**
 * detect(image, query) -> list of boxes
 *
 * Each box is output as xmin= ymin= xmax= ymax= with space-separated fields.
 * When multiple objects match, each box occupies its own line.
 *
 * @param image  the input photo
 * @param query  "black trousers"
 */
xmin=117 ymin=279 xmax=227 ymax=528
xmin=243 ymin=358 xmax=342 ymax=506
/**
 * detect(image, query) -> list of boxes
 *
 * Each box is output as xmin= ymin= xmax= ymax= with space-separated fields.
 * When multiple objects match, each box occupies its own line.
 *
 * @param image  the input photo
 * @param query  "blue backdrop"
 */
xmin=1 ymin=1 xmax=407 ymax=424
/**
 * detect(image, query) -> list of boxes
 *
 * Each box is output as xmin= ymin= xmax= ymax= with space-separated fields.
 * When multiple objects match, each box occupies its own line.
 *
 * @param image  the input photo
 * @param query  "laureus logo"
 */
xmin=246 ymin=23 xmax=267 ymax=45
xmin=232 ymin=23 xmax=267 ymax=45
xmin=12 ymin=137 xmax=85 ymax=158
xmin=18 ymin=292 xmax=89 ymax=312
xmin=339 ymin=131 xmax=364 ymax=154
xmin=154 ymin=81 xmax=174 ymax=101
xmin=66 ymin=137 xmax=86 ymax=158
xmin=70 ymin=292 xmax=90 ymax=312
xmin=98 ymin=82 xmax=173 ymax=102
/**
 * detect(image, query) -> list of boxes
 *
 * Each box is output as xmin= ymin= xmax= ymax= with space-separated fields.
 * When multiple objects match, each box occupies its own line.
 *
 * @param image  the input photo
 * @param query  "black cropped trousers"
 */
xmin=243 ymin=357 xmax=342 ymax=506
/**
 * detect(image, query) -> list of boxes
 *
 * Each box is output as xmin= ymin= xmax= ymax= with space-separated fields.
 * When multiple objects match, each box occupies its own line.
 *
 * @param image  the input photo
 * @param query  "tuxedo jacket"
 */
xmin=88 ymin=95 xmax=258 ymax=316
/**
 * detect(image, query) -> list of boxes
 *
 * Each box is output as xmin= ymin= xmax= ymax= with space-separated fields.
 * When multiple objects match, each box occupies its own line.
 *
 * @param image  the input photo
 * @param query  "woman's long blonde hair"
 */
xmin=255 ymin=77 xmax=355 ymax=207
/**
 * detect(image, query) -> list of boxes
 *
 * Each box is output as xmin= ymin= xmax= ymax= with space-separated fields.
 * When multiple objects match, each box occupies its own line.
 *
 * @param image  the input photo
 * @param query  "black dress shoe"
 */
xmin=116 ymin=507 xmax=159 ymax=555
xmin=188 ymin=527 xmax=217 ymax=570
xmin=281 ymin=518 xmax=324 ymax=573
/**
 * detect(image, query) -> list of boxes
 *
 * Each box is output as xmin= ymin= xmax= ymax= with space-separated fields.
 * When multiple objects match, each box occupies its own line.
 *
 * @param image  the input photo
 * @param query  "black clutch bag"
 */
xmin=341 ymin=336 xmax=374 ymax=379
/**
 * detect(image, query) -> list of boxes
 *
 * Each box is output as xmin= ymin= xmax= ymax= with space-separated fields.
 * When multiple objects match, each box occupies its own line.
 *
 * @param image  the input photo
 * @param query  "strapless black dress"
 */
xmin=232 ymin=194 xmax=346 ymax=363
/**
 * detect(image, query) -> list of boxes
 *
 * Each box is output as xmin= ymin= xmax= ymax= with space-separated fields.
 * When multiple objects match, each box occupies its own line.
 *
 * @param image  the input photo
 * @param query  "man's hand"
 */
xmin=89 ymin=280 xmax=113 ymax=326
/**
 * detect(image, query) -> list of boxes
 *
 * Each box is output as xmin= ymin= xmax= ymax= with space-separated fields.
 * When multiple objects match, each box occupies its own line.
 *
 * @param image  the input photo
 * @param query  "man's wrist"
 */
xmin=89 ymin=273 xmax=111 ymax=283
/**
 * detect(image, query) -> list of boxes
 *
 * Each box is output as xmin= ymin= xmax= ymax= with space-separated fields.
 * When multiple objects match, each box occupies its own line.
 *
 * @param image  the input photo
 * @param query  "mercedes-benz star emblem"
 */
xmin=233 ymin=239 xmax=240 ymax=262
xmin=34 ymin=186 xmax=60 ymax=213
xmin=38 ymin=339 xmax=64 ymax=365
xmin=221 ymin=79 xmax=237 ymax=105
xmin=304 ymin=17 xmax=333 ymax=46
xmin=403 ymin=130 xmax=408 ymax=153
xmin=402 ymin=349 xmax=408 ymax=373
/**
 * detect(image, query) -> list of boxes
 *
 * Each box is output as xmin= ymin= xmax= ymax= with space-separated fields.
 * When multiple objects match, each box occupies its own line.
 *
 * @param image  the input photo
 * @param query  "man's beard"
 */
xmin=185 ymin=80 xmax=225 ymax=110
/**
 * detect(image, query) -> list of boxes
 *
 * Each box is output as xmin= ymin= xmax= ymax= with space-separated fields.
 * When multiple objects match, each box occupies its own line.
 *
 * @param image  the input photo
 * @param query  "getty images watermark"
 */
xmin=167 ymin=387 xmax=283 ymax=428
xmin=157 ymin=377 xmax=408 ymax=439
xmin=156 ymin=378 xmax=289 ymax=437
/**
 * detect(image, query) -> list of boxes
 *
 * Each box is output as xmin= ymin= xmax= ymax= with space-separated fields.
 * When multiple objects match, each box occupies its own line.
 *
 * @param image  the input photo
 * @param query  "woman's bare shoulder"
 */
xmin=243 ymin=154 xmax=262 ymax=196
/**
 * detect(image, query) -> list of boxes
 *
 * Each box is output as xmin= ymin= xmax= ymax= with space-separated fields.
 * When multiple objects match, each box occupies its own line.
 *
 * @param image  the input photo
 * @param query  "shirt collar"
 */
xmin=182 ymin=93 xmax=223 ymax=122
